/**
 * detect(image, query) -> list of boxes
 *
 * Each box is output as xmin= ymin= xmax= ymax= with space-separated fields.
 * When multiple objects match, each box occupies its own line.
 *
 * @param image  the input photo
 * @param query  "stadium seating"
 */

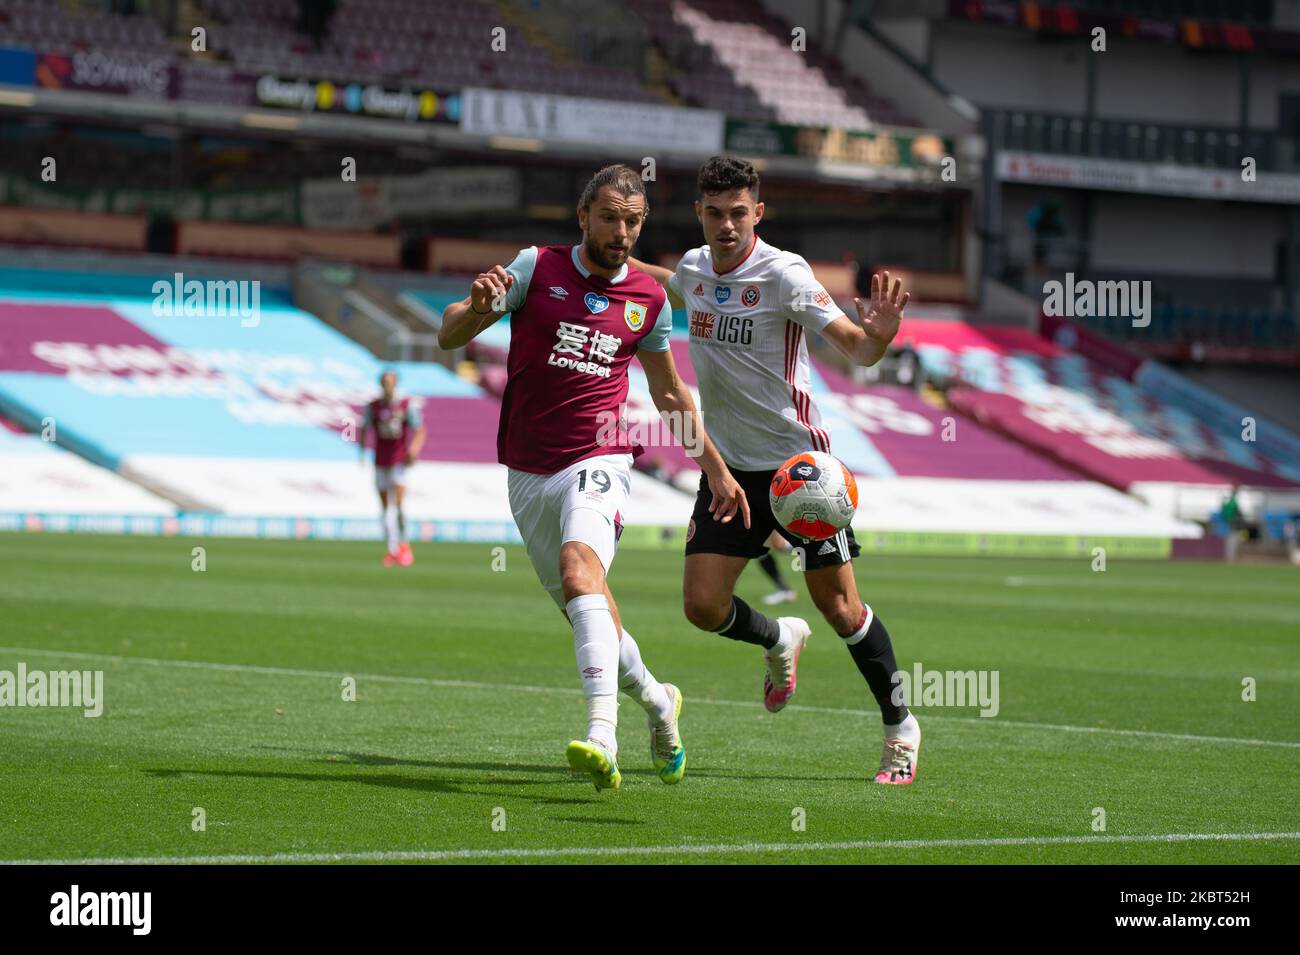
xmin=0 ymin=249 xmax=1228 ymax=544
xmin=0 ymin=411 xmax=174 ymax=524
xmin=0 ymin=262 xmax=699 ymax=537
xmin=0 ymin=0 xmax=916 ymax=131
xmin=0 ymin=0 xmax=168 ymax=56
xmin=631 ymin=0 xmax=916 ymax=128
xmin=895 ymin=320 xmax=1300 ymax=505
xmin=197 ymin=0 xmax=662 ymax=101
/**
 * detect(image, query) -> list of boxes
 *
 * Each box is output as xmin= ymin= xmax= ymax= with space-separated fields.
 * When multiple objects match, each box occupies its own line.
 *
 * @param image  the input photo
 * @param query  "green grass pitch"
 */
xmin=1 ymin=532 xmax=1296 ymax=864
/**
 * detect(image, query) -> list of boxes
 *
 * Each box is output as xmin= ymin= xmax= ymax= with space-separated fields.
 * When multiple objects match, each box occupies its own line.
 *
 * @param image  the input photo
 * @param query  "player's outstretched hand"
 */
xmin=470 ymin=265 xmax=514 ymax=315
xmin=853 ymin=270 xmax=909 ymax=347
xmin=707 ymin=469 xmax=751 ymax=528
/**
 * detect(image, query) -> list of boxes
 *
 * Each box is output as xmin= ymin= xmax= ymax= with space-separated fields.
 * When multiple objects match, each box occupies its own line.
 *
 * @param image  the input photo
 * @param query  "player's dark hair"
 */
xmin=578 ymin=164 xmax=648 ymax=214
xmin=697 ymin=155 xmax=760 ymax=202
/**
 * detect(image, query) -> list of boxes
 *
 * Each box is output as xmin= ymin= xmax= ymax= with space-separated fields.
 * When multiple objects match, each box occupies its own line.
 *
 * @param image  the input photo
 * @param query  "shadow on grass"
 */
xmin=545 ymin=816 xmax=644 ymax=826
xmin=143 ymin=763 xmax=630 ymax=807
xmin=324 ymin=752 xmax=659 ymax=778
xmin=245 ymin=749 xmax=867 ymax=783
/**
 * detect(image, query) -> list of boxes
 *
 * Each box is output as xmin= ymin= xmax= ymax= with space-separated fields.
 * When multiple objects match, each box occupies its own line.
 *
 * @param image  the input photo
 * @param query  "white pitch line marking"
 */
xmin=2 ymin=645 xmax=1298 ymax=750
xmin=4 ymin=831 xmax=1298 ymax=866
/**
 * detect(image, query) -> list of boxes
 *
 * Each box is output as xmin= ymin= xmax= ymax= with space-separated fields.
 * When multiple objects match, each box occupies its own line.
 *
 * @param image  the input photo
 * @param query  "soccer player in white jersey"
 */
xmin=631 ymin=156 xmax=921 ymax=785
xmin=439 ymin=164 xmax=749 ymax=790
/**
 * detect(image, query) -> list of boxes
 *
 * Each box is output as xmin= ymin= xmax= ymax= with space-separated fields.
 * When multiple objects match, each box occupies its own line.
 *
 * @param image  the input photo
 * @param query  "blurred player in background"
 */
xmin=439 ymin=164 xmax=749 ymax=790
xmin=632 ymin=155 xmax=921 ymax=785
xmin=358 ymin=370 xmax=425 ymax=566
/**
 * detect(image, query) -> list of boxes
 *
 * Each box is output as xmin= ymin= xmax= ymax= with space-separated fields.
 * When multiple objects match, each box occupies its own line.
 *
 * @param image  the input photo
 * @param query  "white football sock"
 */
xmin=884 ymin=712 xmax=920 ymax=743
xmin=617 ymin=629 xmax=672 ymax=723
xmin=383 ymin=506 xmax=399 ymax=554
xmin=567 ymin=593 xmax=619 ymax=753
xmin=396 ymin=506 xmax=407 ymax=544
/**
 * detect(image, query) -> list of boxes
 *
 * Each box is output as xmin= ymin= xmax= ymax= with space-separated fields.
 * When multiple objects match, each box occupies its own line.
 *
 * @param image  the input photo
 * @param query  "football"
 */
xmin=769 ymin=451 xmax=860 ymax=541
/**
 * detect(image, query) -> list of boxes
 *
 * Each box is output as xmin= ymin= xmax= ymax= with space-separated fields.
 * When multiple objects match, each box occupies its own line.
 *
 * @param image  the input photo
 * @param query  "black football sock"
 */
xmin=839 ymin=605 xmax=909 ymax=724
xmin=714 ymin=596 xmax=781 ymax=650
xmin=757 ymin=553 xmax=790 ymax=591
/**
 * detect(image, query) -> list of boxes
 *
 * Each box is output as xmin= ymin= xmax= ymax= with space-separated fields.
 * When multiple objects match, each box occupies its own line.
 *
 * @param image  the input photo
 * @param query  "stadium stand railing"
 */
xmin=987 ymin=109 xmax=1299 ymax=173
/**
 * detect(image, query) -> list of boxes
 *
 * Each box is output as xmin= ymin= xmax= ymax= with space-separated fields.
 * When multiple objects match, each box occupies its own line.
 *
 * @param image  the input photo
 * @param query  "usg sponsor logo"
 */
xmin=50 ymin=885 xmax=151 ymax=935
xmin=1043 ymin=272 xmax=1152 ymax=328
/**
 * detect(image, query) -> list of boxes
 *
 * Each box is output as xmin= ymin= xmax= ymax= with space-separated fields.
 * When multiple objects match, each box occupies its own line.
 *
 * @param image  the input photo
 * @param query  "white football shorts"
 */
xmin=375 ymin=464 xmax=407 ymax=492
xmin=507 ymin=453 xmax=632 ymax=608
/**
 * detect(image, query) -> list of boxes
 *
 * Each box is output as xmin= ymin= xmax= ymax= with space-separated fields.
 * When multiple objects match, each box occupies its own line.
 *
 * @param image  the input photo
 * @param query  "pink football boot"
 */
xmin=762 ymin=618 xmax=810 ymax=712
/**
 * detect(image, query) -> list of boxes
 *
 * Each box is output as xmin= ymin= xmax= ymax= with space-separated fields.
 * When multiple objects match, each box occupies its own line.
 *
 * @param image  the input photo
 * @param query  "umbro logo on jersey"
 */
xmin=715 ymin=286 xmax=731 ymax=305
xmin=584 ymin=292 xmax=609 ymax=313
xmin=549 ymin=286 xmax=568 ymax=300
xmin=693 ymin=283 xmax=705 ymax=295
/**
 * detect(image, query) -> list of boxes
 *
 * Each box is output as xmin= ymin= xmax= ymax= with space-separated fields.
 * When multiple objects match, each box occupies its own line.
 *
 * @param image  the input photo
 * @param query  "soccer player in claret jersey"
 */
xmin=358 ymin=370 xmax=426 ymax=567
xmin=439 ymin=164 xmax=749 ymax=791
xmin=630 ymin=155 xmax=922 ymax=785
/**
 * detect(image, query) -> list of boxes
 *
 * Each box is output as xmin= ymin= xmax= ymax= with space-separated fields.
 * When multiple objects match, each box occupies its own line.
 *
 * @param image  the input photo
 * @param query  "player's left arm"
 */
xmin=820 ymin=271 xmax=910 ymax=367
xmin=636 ymin=345 xmax=750 ymax=529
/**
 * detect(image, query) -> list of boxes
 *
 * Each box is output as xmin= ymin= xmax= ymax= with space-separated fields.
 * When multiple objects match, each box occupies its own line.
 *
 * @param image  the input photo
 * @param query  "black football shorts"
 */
xmin=684 ymin=467 xmax=860 ymax=571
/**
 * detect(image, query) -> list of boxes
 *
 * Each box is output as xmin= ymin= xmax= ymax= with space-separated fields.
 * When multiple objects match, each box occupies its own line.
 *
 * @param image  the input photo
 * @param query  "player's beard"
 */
xmin=584 ymin=233 xmax=628 ymax=272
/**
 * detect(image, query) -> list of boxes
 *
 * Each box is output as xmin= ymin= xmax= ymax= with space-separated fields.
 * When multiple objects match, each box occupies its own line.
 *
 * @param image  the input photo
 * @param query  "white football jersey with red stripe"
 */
xmin=669 ymin=235 xmax=843 ymax=470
